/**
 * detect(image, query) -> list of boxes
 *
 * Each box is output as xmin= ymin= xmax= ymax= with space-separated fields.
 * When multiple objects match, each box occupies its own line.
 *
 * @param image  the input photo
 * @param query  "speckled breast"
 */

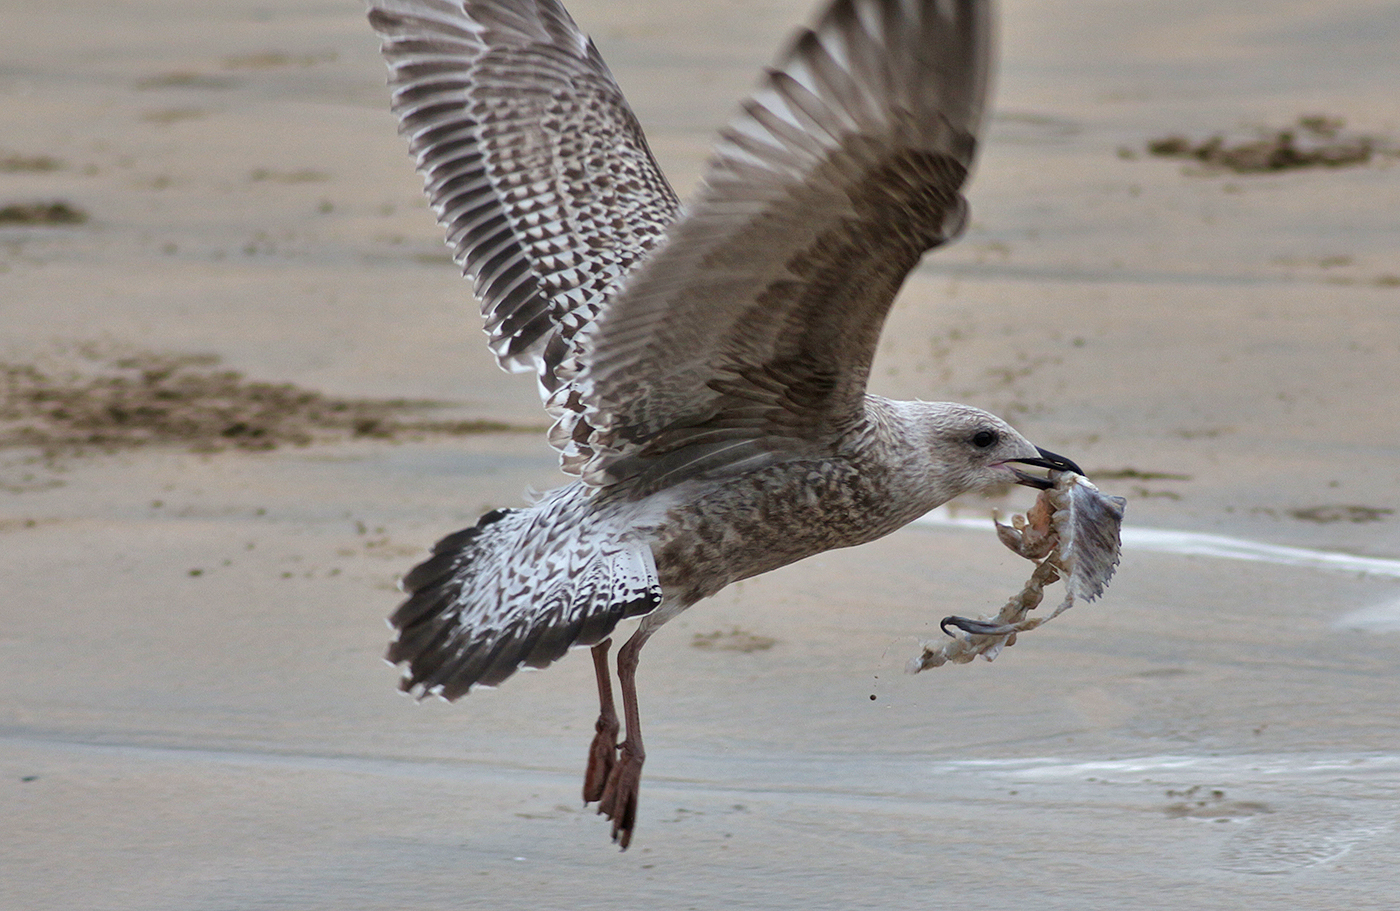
xmin=649 ymin=458 xmax=923 ymax=605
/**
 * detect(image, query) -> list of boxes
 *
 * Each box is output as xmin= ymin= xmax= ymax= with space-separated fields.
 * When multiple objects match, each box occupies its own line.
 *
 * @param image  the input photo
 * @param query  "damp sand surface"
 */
xmin=3 ymin=1 xmax=1400 ymax=909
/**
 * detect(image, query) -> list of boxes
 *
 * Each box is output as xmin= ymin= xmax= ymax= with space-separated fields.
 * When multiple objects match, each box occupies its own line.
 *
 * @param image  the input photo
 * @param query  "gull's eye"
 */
xmin=971 ymin=429 xmax=999 ymax=449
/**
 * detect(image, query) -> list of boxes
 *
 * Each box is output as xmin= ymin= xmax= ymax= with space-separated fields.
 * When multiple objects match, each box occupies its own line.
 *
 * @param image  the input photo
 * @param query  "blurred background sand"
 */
xmin=3 ymin=1 xmax=1399 ymax=908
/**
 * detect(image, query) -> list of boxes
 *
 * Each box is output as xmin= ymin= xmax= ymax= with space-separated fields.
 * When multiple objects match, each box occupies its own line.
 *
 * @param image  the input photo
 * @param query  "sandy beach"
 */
xmin=4 ymin=1 xmax=1399 ymax=908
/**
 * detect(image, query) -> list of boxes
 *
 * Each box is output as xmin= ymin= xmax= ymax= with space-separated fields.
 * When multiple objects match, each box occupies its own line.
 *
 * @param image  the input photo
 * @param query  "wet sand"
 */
xmin=3 ymin=1 xmax=1399 ymax=908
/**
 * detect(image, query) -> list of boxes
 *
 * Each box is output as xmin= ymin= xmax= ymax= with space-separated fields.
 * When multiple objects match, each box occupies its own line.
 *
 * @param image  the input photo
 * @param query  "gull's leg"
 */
xmin=582 ymin=639 xmax=618 ymax=804
xmin=597 ymin=626 xmax=653 ymax=849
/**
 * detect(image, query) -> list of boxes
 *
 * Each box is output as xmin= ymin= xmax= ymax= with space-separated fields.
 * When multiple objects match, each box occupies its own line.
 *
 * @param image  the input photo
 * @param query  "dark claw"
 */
xmin=1007 ymin=446 xmax=1084 ymax=489
xmin=941 ymin=614 xmax=1019 ymax=637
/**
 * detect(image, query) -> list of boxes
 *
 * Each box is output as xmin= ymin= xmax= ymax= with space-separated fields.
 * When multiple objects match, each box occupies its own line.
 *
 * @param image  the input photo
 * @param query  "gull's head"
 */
xmin=906 ymin=402 xmax=1083 ymax=501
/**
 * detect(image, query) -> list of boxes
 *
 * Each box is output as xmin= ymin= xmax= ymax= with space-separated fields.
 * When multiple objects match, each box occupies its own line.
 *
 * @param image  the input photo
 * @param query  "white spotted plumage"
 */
xmin=386 ymin=485 xmax=665 ymax=698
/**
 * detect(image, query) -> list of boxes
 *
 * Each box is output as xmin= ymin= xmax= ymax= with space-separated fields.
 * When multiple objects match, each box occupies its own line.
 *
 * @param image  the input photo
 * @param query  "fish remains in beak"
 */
xmin=1007 ymin=447 xmax=1084 ymax=489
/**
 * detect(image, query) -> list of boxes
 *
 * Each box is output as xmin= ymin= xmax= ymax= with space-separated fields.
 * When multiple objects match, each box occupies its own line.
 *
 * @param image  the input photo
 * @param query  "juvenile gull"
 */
xmin=368 ymin=0 xmax=1081 ymax=848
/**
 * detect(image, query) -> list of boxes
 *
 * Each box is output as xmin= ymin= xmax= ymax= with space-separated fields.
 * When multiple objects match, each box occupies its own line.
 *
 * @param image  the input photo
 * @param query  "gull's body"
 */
xmin=369 ymin=0 xmax=1079 ymax=848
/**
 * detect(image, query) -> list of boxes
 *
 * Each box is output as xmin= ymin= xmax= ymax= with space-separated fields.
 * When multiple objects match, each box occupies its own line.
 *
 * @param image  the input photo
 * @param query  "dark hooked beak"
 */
xmin=1006 ymin=447 xmax=1085 ymax=490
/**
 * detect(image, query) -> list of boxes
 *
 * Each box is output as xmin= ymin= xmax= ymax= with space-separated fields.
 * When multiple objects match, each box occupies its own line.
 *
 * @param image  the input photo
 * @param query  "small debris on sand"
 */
xmin=0 ymin=153 xmax=63 ymax=173
xmin=1144 ymin=116 xmax=1394 ymax=174
xmin=690 ymin=628 xmax=778 ymax=653
xmin=1289 ymin=505 xmax=1393 ymax=524
xmin=0 ymin=201 xmax=88 ymax=225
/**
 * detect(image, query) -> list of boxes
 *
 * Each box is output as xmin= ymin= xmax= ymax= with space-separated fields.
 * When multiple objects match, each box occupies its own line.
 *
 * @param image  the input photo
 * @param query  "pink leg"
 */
xmin=597 ymin=626 xmax=652 ymax=849
xmin=582 ymin=639 xmax=618 ymax=804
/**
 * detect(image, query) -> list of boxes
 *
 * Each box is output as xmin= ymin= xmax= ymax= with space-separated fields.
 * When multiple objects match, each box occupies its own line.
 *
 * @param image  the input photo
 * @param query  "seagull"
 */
xmin=368 ymin=0 xmax=1081 ymax=848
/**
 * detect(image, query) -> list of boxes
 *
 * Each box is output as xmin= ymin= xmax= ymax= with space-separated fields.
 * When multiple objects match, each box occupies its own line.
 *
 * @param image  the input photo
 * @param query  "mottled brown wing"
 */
xmin=368 ymin=0 xmax=680 ymax=394
xmin=562 ymin=0 xmax=993 ymax=494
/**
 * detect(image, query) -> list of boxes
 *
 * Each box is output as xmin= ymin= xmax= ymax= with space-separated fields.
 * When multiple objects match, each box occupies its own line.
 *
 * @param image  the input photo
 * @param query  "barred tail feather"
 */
xmin=386 ymin=486 xmax=662 ymax=699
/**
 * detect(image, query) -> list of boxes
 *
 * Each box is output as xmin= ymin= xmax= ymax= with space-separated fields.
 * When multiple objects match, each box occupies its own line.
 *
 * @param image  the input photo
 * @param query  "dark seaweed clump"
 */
xmin=1144 ymin=116 xmax=1393 ymax=174
xmin=0 ymin=201 xmax=88 ymax=225
xmin=0 ymin=352 xmax=526 ymax=455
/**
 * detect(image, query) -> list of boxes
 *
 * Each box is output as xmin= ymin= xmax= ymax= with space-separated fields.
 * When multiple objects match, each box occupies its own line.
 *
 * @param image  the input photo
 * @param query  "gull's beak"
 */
xmin=1006 ymin=447 xmax=1085 ymax=490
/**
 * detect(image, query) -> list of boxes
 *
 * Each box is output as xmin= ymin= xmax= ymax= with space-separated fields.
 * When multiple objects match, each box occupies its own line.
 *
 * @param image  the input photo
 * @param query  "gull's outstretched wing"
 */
xmin=368 ymin=0 xmax=680 ymax=392
xmin=561 ymin=0 xmax=993 ymax=493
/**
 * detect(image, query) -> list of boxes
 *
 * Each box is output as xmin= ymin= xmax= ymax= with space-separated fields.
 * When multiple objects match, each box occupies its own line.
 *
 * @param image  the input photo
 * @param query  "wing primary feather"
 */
xmin=565 ymin=0 xmax=992 ymax=493
xmin=368 ymin=0 xmax=680 ymax=431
